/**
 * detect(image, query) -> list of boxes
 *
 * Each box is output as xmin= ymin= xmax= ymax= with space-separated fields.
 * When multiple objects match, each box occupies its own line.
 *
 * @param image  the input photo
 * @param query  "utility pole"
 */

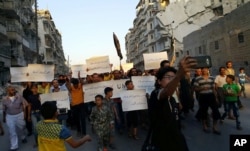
xmin=35 ymin=0 xmax=39 ymax=63
xmin=67 ymin=55 xmax=70 ymax=73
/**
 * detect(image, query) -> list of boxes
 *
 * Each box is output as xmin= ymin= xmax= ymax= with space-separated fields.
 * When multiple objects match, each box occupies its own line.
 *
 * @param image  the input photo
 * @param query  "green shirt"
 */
xmin=223 ymin=83 xmax=240 ymax=102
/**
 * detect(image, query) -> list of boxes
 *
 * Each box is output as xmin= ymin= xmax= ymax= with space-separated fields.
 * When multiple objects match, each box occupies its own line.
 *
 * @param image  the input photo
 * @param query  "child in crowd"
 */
xmin=36 ymin=101 xmax=91 ymax=151
xmin=90 ymin=94 xmax=114 ymax=151
xmin=238 ymin=67 xmax=250 ymax=98
xmin=103 ymin=87 xmax=119 ymax=149
xmin=221 ymin=75 xmax=242 ymax=130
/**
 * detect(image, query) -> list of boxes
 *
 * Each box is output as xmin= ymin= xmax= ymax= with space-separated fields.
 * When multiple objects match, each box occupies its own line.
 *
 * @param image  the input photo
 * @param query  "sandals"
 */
xmin=133 ymin=135 xmax=140 ymax=140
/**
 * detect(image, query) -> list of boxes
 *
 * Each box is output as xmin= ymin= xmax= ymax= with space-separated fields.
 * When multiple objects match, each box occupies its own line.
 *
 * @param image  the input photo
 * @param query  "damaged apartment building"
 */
xmin=0 ymin=1 xmax=67 ymax=86
xmin=125 ymin=0 xmax=250 ymax=70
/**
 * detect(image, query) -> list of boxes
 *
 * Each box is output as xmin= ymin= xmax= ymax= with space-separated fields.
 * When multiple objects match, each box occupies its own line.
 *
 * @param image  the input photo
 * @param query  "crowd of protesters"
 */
xmin=0 ymin=57 xmax=249 ymax=151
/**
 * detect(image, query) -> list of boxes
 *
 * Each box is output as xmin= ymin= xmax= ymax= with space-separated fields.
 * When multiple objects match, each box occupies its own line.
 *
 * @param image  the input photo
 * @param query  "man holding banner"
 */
xmin=50 ymin=79 xmax=69 ymax=126
xmin=124 ymin=80 xmax=140 ymax=140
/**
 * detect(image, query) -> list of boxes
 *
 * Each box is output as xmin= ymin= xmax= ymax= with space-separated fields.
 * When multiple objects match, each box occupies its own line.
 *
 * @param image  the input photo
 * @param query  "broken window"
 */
xmin=238 ymin=32 xmax=244 ymax=43
xmin=151 ymin=46 xmax=155 ymax=52
xmin=198 ymin=46 xmax=202 ymax=54
xmin=175 ymin=52 xmax=179 ymax=58
xmin=213 ymin=6 xmax=223 ymax=16
xmin=215 ymin=41 xmax=219 ymax=50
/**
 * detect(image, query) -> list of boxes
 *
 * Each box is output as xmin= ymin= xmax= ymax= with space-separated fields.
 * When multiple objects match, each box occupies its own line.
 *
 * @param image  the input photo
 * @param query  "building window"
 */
xmin=213 ymin=6 xmax=223 ymax=16
xmin=152 ymin=46 xmax=155 ymax=52
xmin=150 ymin=23 xmax=153 ymax=29
xmin=175 ymin=52 xmax=179 ymax=58
xmin=214 ymin=41 xmax=219 ymax=50
xmin=151 ymin=35 xmax=154 ymax=39
xmin=186 ymin=50 xmax=189 ymax=55
xmin=198 ymin=46 xmax=202 ymax=54
xmin=238 ymin=32 xmax=244 ymax=43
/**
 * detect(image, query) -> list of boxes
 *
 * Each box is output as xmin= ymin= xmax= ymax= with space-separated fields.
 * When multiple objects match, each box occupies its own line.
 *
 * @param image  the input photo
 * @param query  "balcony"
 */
xmin=147 ymin=38 xmax=156 ymax=46
xmin=22 ymin=37 xmax=29 ymax=48
xmin=139 ymin=36 xmax=147 ymax=44
xmin=6 ymin=29 xmax=22 ymax=43
xmin=0 ymin=1 xmax=20 ymax=18
xmin=43 ymin=48 xmax=54 ymax=64
xmin=0 ymin=46 xmax=11 ymax=58
xmin=0 ymin=23 xmax=7 ymax=37
xmin=11 ymin=57 xmax=27 ymax=67
xmin=7 ymin=24 xmax=22 ymax=40
xmin=155 ymin=32 xmax=169 ymax=41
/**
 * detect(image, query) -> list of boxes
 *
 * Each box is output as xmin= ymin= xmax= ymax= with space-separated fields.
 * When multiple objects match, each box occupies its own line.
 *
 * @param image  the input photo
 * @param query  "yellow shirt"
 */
xmin=38 ymin=84 xmax=50 ymax=94
xmin=36 ymin=120 xmax=72 ymax=151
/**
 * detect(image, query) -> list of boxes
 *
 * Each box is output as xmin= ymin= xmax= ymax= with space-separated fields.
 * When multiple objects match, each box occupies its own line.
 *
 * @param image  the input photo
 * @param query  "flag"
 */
xmin=113 ymin=32 xmax=123 ymax=60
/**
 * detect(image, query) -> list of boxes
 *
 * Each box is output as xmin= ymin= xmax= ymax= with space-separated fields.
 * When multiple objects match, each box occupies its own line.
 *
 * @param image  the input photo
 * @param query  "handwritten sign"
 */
xmin=10 ymin=67 xmax=31 ymax=82
xmin=40 ymin=91 xmax=70 ymax=109
xmin=86 ymin=56 xmax=111 ymax=75
xmin=71 ymin=64 xmax=87 ymax=78
xmin=132 ymin=76 xmax=155 ymax=94
xmin=143 ymin=52 xmax=168 ymax=70
xmin=120 ymin=89 xmax=148 ymax=112
xmin=83 ymin=79 xmax=127 ymax=102
xmin=27 ymin=64 xmax=55 ymax=82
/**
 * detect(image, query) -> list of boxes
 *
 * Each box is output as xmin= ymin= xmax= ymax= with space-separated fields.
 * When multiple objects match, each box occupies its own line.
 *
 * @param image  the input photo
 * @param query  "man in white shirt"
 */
xmin=215 ymin=67 xmax=227 ymax=108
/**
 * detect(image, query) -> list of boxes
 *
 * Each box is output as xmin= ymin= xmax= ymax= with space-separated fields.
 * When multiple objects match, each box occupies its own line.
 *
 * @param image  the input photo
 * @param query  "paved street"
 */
xmin=0 ymin=84 xmax=250 ymax=151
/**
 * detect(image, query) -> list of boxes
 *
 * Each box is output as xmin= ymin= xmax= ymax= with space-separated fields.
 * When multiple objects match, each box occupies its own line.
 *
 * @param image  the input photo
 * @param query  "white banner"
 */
xmin=71 ymin=64 xmax=87 ymax=78
xmin=10 ymin=67 xmax=31 ymax=82
xmin=143 ymin=52 xmax=168 ymax=70
xmin=86 ymin=56 xmax=111 ymax=75
xmin=27 ymin=64 xmax=55 ymax=82
xmin=132 ymin=76 xmax=155 ymax=94
xmin=40 ymin=91 xmax=70 ymax=109
xmin=114 ymin=63 xmax=134 ymax=73
xmin=122 ymin=63 xmax=134 ymax=73
xmin=83 ymin=79 xmax=127 ymax=102
xmin=120 ymin=89 xmax=148 ymax=112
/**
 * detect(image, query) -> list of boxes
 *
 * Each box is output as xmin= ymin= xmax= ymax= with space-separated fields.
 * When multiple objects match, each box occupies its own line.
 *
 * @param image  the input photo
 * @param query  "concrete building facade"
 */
xmin=126 ymin=0 xmax=250 ymax=69
xmin=37 ymin=10 xmax=68 ymax=75
xmin=0 ymin=1 xmax=67 ymax=86
xmin=0 ymin=0 xmax=37 ymax=85
xmin=183 ymin=2 xmax=250 ymax=75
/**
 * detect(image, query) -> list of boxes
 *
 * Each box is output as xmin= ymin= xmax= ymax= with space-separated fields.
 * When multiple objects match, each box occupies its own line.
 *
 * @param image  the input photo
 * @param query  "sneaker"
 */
xmin=0 ymin=130 xmax=4 ymax=136
xmin=203 ymin=128 xmax=210 ymax=133
xmin=220 ymin=119 xmax=224 ymax=124
xmin=239 ymin=105 xmax=244 ymax=110
xmin=212 ymin=129 xmax=221 ymax=135
xmin=118 ymin=129 xmax=123 ymax=135
xmin=237 ymin=126 xmax=242 ymax=130
xmin=22 ymin=138 xmax=27 ymax=144
xmin=133 ymin=135 xmax=140 ymax=140
xmin=27 ymin=132 xmax=32 ymax=137
xmin=109 ymin=144 xmax=116 ymax=149
xmin=33 ymin=143 xmax=38 ymax=148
